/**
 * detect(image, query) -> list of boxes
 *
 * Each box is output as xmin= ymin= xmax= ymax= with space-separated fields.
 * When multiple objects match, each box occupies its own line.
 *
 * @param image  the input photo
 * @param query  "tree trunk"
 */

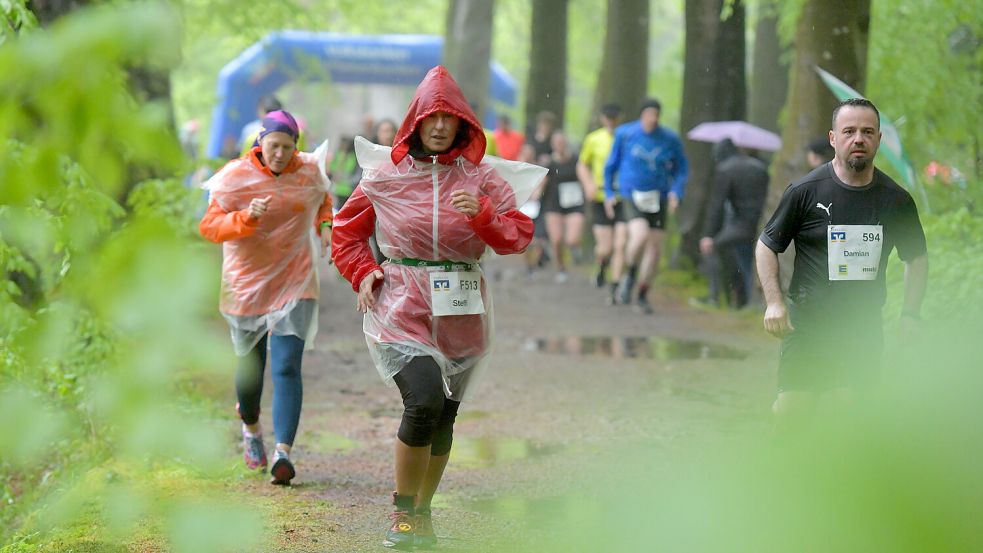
xmin=588 ymin=0 xmax=649 ymax=132
xmin=525 ymin=0 xmax=568 ymax=132
xmin=675 ymin=0 xmax=747 ymax=268
xmin=748 ymin=0 xmax=788 ymax=134
xmin=26 ymin=0 xmax=89 ymax=25
xmin=767 ymin=0 xmax=870 ymax=208
xmin=443 ymin=0 xmax=495 ymax=125
xmin=714 ymin=2 xmax=746 ymax=123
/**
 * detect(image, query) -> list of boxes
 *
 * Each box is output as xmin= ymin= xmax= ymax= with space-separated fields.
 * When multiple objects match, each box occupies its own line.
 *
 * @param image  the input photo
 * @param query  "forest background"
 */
xmin=1 ymin=0 xmax=980 ymax=550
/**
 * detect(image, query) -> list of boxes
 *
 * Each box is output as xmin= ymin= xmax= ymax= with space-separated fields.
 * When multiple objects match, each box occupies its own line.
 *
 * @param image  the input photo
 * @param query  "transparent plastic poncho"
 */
xmin=204 ymin=144 xmax=330 ymax=355
xmin=353 ymin=137 xmax=544 ymax=400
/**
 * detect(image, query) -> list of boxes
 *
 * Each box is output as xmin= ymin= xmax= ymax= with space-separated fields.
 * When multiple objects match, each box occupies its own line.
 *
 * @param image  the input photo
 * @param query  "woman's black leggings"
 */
xmin=392 ymin=356 xmax=461 ymax=456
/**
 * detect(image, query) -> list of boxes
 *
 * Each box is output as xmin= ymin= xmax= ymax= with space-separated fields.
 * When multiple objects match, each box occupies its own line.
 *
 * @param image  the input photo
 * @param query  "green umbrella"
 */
xmin=815 ymin=66 xmax=930 ymax=212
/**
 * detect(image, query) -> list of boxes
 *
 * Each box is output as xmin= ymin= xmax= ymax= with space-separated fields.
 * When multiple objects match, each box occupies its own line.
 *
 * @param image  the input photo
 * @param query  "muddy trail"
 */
xmin=237 ymin=256 xmax=778 ymax=552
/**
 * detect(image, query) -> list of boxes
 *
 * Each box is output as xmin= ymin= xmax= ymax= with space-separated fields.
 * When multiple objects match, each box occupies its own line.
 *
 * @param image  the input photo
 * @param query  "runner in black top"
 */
xmin=756 ymin=98 xmax=928 ymax=429
xmin=541 ymin=131 xmax=586 ymax=281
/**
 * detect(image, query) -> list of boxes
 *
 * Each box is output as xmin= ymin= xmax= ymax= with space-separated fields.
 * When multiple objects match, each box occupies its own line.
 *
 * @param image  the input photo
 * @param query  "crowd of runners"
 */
xmin=197 ymin=64 xmax=928 ymax=549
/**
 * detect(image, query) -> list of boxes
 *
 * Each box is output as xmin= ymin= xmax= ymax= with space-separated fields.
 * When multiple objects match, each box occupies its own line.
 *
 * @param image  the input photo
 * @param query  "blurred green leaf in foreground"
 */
xmin=1 ymin=2 xmax=260 ymax=550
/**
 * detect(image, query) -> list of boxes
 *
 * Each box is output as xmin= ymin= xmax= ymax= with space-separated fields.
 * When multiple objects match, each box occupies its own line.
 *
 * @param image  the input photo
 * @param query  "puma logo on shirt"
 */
xmin=816 ymin=202 xmax=832 ymax=218
xmin=629 ymin=144 xmax=663 ymax=171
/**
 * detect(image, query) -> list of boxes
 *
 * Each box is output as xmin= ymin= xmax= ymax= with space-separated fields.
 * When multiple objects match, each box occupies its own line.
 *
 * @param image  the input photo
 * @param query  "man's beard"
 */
xmin=847 ymin=156 xmax=871 ymax=172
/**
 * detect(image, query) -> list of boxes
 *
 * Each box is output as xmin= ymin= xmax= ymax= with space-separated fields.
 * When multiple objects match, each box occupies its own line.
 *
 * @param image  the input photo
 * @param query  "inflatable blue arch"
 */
xmin=206 ymin=31 xmax=518 ymax=158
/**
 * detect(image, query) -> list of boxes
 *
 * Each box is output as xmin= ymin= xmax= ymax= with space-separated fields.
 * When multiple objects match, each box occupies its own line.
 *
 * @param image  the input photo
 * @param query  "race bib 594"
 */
xmin=828 ymin=224 xmax=883 ymax=281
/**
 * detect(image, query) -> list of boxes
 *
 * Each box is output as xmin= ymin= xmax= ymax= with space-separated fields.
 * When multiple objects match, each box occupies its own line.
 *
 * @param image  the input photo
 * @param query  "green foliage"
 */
xmin=126 ymin=178 xmax=206 ymax=238
xmin=460 ymin=322 xmax=983 ymax=553
xmin=775 ymin=0 xmax=807 ymax=45
xmin=0 ymin=0 xmax=37 ymax=44
xmin=883 ymin=201 xmax=983 ymax=324
xmin=0 ymin=3 xmax=248 ymax=550
xmin=868 ymin=0 xmax=982 ymax=184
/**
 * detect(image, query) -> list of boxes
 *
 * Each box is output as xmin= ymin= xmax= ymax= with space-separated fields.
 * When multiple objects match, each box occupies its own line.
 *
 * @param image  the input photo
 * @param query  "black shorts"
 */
xmin=590 ymin=201 xmax=625 ymax=226
xmin=777 ymin=308 xmax=883 ymax=393
xmin=542 ymin=203 xmax=585 ymax=216
xmin=533 ymin=211 xmax=548 ymax=239
xmin=621 ymin=196 xmax=666 ymax=230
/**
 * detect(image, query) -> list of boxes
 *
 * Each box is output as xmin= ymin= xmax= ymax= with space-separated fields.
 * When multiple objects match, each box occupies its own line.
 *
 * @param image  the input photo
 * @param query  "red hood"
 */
xmin=391 ymin=65 xmax=486 ymax=166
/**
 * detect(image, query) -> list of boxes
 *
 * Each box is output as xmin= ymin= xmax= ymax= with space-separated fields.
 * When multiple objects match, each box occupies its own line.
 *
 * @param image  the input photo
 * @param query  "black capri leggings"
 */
xmin=392 ymin=356 xmax=461 ymax=456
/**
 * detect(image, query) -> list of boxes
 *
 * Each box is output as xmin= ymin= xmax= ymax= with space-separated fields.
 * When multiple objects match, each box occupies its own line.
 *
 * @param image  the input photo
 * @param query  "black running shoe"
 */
xmin=594 ymin=269 xmax=606 ymax=288
xmin=635 ymin=297 xmax=654 ymax=315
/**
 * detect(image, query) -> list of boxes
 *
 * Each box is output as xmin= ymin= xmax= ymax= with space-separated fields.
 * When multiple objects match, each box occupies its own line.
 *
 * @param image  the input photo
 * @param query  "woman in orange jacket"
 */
xmin=200 ymin=110 xmax=331 ymax=485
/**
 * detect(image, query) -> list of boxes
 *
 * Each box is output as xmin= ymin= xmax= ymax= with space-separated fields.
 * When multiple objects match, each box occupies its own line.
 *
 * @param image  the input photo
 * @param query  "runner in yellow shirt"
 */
xmin=576 ymin=103 xmax=625 ymax=301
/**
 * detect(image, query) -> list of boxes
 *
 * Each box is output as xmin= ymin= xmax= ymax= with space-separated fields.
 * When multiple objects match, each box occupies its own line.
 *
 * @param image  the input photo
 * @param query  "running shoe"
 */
xmin=594 ymin=268 xmax=606 ymax=288
xmin=571 ymin=248 xmax=584 ymax=266
xmin=634 ymin=297 xmax=654 ymax=315
xmin=688 ymin=296 xmax=719 ymax=311
xmin=383 ymin=510 xmax=415 ymax=550
xmin=241 ymin=428 xmax=267 ymax=471
xmin=618 ymin=276 xmax=634 ymax=305
xmin=555 ymin=271 xmax=569 ymax=284
xmin=414 ymin=508 xmax=437 ymax=549
xmin=269 ymin=447 xmax=295 ymax=486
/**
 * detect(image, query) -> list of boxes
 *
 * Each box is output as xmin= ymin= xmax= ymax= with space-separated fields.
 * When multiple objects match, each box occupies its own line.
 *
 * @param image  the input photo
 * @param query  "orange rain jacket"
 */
xmin=200 ymin=147 xmax=332 ymax=319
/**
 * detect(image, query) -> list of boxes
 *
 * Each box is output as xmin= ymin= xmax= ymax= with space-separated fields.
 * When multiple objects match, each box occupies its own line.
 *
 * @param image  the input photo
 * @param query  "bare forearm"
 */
xmin=902 ymin=254 xmax=928 ymax=315
xmin=576 ymin=162 xmax=595 ymax=198
xmin=756 ymin=240 xmax=784 ymax=307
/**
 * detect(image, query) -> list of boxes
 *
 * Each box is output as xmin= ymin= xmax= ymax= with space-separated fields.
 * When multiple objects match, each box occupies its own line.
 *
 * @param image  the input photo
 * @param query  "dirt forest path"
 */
xmin=240 ymin=255 xmax=780 ymax=552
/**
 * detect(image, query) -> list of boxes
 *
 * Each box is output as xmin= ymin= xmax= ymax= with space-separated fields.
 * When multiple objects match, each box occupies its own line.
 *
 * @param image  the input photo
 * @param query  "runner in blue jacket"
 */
xmin=603 ymin=98 xmax=688 ymax=313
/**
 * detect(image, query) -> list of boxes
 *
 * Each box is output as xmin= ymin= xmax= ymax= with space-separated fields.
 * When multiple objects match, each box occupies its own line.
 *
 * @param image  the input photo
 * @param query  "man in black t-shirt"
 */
xmin=756 ymin=98 xmax=928 ymax=426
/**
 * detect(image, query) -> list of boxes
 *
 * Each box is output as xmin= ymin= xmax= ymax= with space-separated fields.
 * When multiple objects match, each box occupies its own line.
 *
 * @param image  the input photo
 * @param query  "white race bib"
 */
xmin=631 ymin=189 xmax=662 ymax=213
xmin=558 ymin=181 xmax=585 ymax=209
xmin=828 ymin=224 xmax=883 ymax=280
xmin=429 ymin=270 xmax=486 ymax=316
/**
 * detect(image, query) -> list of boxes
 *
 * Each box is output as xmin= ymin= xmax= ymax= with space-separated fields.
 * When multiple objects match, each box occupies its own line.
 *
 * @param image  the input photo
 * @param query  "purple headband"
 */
xmin=254 ymin=110 xmax=300 ymax=146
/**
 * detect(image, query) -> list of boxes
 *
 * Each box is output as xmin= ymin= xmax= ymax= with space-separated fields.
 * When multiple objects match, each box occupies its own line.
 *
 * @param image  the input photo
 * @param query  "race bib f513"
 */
xmin=429 ymin=270 xmax=486 ymax=316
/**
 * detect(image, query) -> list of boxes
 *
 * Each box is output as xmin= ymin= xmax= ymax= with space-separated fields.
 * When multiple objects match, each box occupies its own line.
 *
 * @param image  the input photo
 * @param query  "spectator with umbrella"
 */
xmin=691 ymin=138 xmax=770 ymax=309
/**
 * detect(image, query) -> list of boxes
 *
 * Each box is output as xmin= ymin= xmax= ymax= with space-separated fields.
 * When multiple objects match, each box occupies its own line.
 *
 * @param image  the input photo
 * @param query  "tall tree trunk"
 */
xmin=676 ymin=0 xmax=747 ymax=268
xmin=714 ymin=2 xmax=746 ymax=123
xmin=525 ymin=0 xmax=568 ymax=132
xmin=588 ymin=0 xmax=648 ymax=132
xmin=443 ymin=0 xmax=495 ymax=125
xmin=26 ymin=0 xmax=89 ymax=24
xmin=767 ymin=0 xmax=870 ymax=208
xmin=748 ymin=0 xmax=788 ymax=134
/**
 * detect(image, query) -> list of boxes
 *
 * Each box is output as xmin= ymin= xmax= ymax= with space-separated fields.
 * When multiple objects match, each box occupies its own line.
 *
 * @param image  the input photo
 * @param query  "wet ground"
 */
xmin=239 ymin=255 xmax=779 ymax=551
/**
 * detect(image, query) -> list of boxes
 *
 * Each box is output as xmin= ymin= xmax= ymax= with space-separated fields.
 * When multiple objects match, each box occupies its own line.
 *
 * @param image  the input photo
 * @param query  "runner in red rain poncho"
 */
xmin=331 ymin=66 xmax=535 ymax=549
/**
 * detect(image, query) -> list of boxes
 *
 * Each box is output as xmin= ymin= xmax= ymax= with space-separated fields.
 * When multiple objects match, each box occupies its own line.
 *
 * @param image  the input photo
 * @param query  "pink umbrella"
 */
xmin=686 ymin=121 xmax=782 ymax=152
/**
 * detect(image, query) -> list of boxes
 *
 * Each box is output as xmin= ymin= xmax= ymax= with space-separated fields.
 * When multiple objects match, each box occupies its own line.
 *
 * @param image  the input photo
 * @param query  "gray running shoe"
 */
xmin=618 ymin=276 xmax=634 ymax=305
xmin=414 ymin=508 xmax=437 ymax=549
xmin=242 ymin=429 xmax=267 ymax=471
